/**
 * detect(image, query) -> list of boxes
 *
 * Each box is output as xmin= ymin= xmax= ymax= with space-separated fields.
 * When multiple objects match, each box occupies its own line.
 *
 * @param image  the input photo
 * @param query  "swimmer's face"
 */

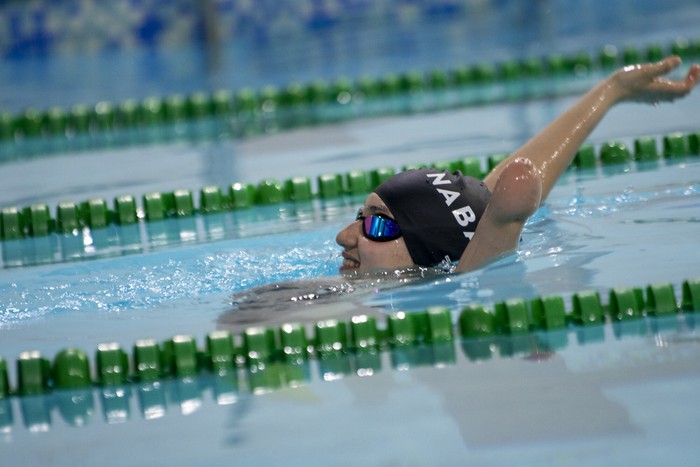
xmin=335 ymin=193 xmax=414 ymax=275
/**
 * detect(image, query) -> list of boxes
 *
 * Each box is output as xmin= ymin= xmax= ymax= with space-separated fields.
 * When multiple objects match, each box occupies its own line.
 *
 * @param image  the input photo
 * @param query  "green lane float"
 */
xmin=53 ymin=348 xmax=91 ymax=390
xmin=113 ymin=195 xmax=138 ymax=225
xmin=663 ymin=132 xmax=689 ymax=158
xmin=96 ymin=343 xmax=129 ymax=386
xmin=458 ymin=305 xmax=495 ymax=338
xmin=494 ymin=299 xmax=530 ymax=334
xmin=228 ymin=182 xmax=257 ymax=209
xmin=572 ymin=144 xmax=597 ymax=168
xmin=529 ymin=295 xmax=567 ymax=330
xmin=608 ymin=287 xmax=644 ymax=321
xmin=199 ymin=185 xmax=226 ymax=213
xmin=133 ymin=339 xmax=162 ymax=382
xmin=634 ymin=137 xmax=659 ymax=161
xmin=16 ymin=351 xmax=50 ymax=396
xmin=689 ymin=132 xmax=700 ymax=155
xmin=599 ymin=141 xmax=630 ymax=165
xmin=646 ymin=283 xmax=679 ymax=316
xmin=572 ymin=290 xmax=604 ymax=325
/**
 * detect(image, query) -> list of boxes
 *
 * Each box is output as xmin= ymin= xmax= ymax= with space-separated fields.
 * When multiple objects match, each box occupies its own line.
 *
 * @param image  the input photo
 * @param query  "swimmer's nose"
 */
xmin=335 ymin=220 xmax=360 ymax=248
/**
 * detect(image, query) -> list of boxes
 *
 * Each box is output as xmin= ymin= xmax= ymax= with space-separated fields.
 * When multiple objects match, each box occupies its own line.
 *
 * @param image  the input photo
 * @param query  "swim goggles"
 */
xmin=356 ymin=209 xmax=402 ymax=242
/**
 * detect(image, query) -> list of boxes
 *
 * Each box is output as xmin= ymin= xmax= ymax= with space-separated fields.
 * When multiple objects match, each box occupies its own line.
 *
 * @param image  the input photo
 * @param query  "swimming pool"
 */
xmin=2 ymin=1 xmax=700 ymax=466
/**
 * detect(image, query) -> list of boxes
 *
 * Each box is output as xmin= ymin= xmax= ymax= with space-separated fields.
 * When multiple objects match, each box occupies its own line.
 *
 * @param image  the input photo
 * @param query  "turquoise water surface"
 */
xmin=2 ymin=1 xmax=700 ymax=465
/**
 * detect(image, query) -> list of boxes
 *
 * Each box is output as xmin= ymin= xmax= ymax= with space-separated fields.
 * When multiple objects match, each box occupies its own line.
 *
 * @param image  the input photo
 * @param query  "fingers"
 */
xmin=645 ymin=55 xmax=682 ymax=78
xmin=646 ymin=59 xmax=699 ymax=98
xmin=661 ymin=55 xmax=682 ymax=70
xmin=651 ymin=79 xmax=689 ymax=95
xmin=661 ymin=62 xmax=699 ymax=93
xmin=653 ymin=57 xmax=699 ymax=87
xmin=614 ymin=56 xmax=698 ymax=103
xmin=686 ymin=64 xmax=700 ymax=86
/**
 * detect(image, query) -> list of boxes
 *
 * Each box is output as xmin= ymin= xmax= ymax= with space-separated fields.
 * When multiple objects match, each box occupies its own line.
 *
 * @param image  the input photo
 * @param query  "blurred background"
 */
xmin=2 ymin=0 xmax=699 ymax=112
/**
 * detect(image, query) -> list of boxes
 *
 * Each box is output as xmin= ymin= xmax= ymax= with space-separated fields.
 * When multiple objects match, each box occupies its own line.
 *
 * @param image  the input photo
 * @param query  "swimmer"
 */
xmin=337 ymin=56 xmax=700 ymax=275
xmin=221 ymin=56 xmax=698 ymax=330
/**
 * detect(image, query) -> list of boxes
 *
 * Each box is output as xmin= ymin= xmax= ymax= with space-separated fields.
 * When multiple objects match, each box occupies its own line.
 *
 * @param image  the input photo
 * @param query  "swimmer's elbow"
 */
xmin=490 ymin=157 xmax=542 ymax=223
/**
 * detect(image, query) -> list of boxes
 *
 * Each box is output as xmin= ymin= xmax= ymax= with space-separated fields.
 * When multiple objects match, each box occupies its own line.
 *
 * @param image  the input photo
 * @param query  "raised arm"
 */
xmin=456 ymin=56 xmax=698 ymax=273
xmin=483 ymin=56 xmax=699 ymax=201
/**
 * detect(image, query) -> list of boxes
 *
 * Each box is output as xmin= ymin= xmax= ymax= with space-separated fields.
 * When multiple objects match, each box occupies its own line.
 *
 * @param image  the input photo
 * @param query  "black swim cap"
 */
xmin=374 ymin=168 xmax=491 ymax=267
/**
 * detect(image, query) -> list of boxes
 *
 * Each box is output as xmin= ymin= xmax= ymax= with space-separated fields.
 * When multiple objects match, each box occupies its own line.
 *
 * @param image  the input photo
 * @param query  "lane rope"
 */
xmin=1 ymin=131 xmax=698 ymax=243
xmin=0 ymin=278 xmax=697 ymax=415
xmin=1 ymin=37 xmax=698 ymax=150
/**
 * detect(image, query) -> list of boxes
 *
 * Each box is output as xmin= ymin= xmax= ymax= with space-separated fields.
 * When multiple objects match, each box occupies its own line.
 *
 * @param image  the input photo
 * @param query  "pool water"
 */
xmin=2 ymin=1 xmax=700 ymax=465
xmin=2 ymin=108 xmax=699 ymax=348
xmin=1 ymin=115 xmax=699 ymax=466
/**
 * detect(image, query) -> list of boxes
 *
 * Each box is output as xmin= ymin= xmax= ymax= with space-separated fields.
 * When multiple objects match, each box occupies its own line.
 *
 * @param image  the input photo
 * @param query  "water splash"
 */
xmin=0 ymin=230 xmax=341 ymax=325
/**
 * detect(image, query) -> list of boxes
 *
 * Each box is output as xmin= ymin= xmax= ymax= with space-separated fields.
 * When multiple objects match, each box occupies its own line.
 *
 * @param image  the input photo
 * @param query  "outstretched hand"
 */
xmin=612 ymin=55 xmax=699 ymax=104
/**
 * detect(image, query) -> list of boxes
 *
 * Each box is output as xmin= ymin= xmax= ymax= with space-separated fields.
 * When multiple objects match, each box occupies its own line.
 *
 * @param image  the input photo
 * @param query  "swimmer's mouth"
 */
xmin=340 ymin=253 xmax=360 ymax=271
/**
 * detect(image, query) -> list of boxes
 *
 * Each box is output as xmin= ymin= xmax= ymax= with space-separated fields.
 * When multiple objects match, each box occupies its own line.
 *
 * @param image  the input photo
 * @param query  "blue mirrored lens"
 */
xmin=363 ymin=215 xmax=401 ymax=240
